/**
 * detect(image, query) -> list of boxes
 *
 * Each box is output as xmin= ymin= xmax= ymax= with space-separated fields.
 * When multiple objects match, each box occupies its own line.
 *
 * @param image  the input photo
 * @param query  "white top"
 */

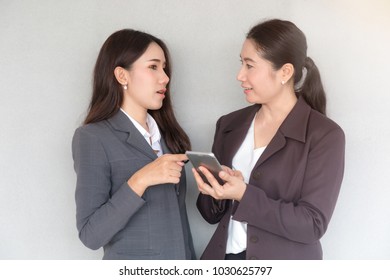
xmin=120 ymin=109 xmax=163 ymax=157
xmin=225 ymin=116 xmax=266 ymax=254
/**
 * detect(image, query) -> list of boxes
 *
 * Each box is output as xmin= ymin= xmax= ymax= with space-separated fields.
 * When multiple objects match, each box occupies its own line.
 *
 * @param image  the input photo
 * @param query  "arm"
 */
xmin=72 ymin=128 xmax=145 ymax=250
xmin=196 ymin=194 xmax=228 ymax=224
xmin=196 ymin=117 xmax=229 ymax=224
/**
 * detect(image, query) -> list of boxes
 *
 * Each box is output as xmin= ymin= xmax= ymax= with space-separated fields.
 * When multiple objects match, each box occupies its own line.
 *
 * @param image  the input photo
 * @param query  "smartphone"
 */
xmin=185 ymin=151 xmax=224 ymax=184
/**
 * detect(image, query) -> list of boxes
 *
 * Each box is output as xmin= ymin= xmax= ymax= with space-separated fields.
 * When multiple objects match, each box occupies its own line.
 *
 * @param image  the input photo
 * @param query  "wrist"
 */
xmin=127 ymin=174 xmax=147 ymax=197
xmin=235 ymin=182 xmax=247 ymax=201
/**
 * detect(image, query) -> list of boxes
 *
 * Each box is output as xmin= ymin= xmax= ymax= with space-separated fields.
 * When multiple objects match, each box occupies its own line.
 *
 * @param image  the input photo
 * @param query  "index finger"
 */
xmin=165 ymin=154 xmax=188 ymax=162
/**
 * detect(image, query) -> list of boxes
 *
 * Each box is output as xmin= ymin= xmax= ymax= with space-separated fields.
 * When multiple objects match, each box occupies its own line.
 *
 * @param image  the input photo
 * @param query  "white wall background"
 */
xmin=1 ymin=0 xmax=389 ymax=259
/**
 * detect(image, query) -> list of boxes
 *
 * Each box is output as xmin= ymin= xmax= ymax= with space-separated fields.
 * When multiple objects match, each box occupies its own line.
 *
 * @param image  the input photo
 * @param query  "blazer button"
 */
xmin=249 ymin=236 xmax=259 ymax=243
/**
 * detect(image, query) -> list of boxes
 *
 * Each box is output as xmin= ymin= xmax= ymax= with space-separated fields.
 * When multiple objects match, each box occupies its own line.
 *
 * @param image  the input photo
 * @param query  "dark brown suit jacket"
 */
xmin=197 ymin=97 xmax=345 ymax=260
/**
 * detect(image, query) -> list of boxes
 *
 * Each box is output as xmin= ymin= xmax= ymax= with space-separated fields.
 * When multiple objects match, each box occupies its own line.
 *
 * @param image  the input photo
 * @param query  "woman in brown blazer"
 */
xmin=194 ymin=19 xmax=345 ymax=260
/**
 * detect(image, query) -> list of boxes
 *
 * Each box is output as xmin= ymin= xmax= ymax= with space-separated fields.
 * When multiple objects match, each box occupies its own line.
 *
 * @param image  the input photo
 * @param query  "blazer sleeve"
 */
xmin=196 ymin=117 xmax=229 ymax=224
xmin=233 ymin=127 xmax=345 ymax=244
xmin=72 ymin=127 xmax=145 ymax=250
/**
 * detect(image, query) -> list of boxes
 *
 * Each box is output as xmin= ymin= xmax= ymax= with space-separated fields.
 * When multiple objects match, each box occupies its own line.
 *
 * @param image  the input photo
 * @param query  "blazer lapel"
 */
xmin=221 ymin=105 xmax=260 ymax=167
xmin=254 ymin=131 xmax=286 ymax=168
xmin=252 ymin=96 xmax=310 ymax=170
xmin=160 ymin=137 xmax=171 ymax=154
xmin=108 ymin=110 xmax=157 ymax=160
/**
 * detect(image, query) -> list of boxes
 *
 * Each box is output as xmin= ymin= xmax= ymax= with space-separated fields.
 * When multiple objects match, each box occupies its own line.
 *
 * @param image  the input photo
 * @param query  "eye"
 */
xmin=149 ymin=65 xmax=158 ymax=70
xmin=240 ymin=59 xmax=253 ymax=69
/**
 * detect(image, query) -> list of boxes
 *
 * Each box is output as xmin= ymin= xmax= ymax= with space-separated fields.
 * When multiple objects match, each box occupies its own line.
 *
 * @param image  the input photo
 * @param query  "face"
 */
xmin=237 ymin=39 xmax=283 ymax=104
xmin=124 ymin=42 xmax=169 ymax=112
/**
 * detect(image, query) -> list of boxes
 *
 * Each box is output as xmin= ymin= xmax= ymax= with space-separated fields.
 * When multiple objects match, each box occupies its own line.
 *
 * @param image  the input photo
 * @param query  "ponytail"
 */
xmin=297 ymin=57 xmax=327 ymax=115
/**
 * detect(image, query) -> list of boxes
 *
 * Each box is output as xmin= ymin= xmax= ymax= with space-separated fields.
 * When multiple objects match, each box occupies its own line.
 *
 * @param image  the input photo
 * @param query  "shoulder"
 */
xmin=72 ymin=120 xmax=112 ymax=150
xmin=292 ymin=97 xmax=344 ymax=140
xmin=74 ymin=121 xmax=109 ymax=137
xmin=309 ymin=109 xmax=344 ymax=135
xmin=306 ymin=109 xmax=345 ymax=147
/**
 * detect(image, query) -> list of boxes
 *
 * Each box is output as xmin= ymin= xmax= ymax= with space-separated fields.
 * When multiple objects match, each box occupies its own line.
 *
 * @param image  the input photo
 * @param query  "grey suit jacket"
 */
xmin=197 ymin=97 xmax=345 ymax=260
xmin=72 ymin=111 xmax=195 ymax=259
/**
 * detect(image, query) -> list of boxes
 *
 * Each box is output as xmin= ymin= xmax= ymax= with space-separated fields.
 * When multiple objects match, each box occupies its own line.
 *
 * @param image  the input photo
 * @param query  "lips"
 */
xmin=157 ymin=88 xmax=166 ymax=95
xmin=157 ymin=88 xmax=167 ymax=97
xmin=242 ymin=86 xmax=253 ymax=94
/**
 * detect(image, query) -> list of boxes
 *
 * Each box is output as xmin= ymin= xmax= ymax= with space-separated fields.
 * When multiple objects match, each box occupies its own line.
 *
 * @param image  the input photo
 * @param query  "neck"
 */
xmin=257 ymin=92 xmax=297 ymax=124
xmin=121 ymin=102 xmax=149 ymax=131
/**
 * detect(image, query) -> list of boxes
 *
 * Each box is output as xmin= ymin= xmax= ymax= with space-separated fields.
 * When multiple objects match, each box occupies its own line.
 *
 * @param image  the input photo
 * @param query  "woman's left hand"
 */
xmin=192 ymin=166 xmax=247 ymax=201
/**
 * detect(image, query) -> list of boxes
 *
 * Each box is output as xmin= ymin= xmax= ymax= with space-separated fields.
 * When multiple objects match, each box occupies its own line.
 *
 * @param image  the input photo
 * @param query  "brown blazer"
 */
xmin=197 ymin=97 xmax=345 ymax=260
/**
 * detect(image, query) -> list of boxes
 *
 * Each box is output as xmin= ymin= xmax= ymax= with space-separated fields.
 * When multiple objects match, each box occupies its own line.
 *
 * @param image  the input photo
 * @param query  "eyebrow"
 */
xmin=148 ymin=58 xmax=166 ymax=63
xmin=240 ymin=56 xmax=256 ymax=63
xmin=240 ymin=56 xmax=257 ymax=63
xmin=147 ymin=58 xmax=166 ymax=66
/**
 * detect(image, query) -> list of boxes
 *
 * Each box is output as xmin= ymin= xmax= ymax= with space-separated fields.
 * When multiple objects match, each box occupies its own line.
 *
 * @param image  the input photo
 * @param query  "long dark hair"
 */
xmin=84 ymin=29 xmax=191 ymax=153
xmin=247 ymin=19 xmax=326 ymax=115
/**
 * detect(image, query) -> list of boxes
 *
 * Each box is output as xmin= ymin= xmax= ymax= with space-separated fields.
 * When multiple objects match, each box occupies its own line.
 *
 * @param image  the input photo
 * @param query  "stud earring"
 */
xmin=281 ymin=81 xmax=285 ymax=85
xmin=123 ymin=84 xmax=128 ymax=90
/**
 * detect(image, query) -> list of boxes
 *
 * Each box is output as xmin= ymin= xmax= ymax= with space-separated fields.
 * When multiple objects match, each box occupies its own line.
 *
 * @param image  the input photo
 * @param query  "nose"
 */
xmin=237 ymin=66 xmax=246 ymax=82
xmin=160 ymin=70 xmax=170 ymax=85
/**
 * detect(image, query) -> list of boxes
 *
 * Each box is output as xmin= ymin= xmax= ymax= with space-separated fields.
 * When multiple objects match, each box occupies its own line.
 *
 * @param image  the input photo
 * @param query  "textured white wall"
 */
xmin=0 ymin=0 xmax=389 ymax=259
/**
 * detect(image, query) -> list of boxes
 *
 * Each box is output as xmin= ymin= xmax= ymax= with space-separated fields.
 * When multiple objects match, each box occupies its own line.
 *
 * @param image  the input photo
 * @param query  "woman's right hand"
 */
xmin=127 ymin=154 xmax=188 ymax=196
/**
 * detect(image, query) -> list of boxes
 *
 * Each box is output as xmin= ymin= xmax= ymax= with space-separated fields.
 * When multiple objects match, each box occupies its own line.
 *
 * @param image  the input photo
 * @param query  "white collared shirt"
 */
xmin=120 ymin=109 xmax=163 ymax=157
xmin=226 ymin=116 xmax=266 ymax=254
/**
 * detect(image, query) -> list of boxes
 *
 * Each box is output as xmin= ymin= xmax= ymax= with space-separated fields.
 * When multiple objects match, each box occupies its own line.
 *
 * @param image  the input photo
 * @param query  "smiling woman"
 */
xmin=194 ymin=19 xmax=345 ymax=260
xmin=71 ymin=29 xmax=195 ymax=260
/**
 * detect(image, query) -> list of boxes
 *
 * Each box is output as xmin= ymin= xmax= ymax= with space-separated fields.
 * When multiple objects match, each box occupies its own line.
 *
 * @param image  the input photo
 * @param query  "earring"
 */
xmin=123 ymin=84 xmax=128 ymax=90
xmin=281 ymin=81 xmax=285 ymax=85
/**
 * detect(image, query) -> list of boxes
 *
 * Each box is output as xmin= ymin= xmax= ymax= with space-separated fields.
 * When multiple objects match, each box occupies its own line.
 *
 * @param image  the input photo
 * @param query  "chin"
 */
xmin=245 ymin=96 xmax=257 ymax=104
xmin=149 ymin=103 xmax=163 ymax=110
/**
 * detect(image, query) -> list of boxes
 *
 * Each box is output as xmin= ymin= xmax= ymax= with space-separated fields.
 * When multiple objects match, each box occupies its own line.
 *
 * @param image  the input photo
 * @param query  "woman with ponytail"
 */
xmin=195 ymin=19 xmax=345 ymax=260
xmin=72 ymin=29 xmax=195 ymax=259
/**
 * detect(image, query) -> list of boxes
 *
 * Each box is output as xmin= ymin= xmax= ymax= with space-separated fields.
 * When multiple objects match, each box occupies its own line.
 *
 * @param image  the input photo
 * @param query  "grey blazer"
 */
xmin=72 ymin=111 xmax=195 ymax=259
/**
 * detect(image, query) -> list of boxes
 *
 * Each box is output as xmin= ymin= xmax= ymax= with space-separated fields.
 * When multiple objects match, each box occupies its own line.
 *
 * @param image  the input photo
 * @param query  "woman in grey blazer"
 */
xmin=194 ymin=19 xmax=345 ymax=260
xmin=72 ymin=29 xmax=195 ymax=259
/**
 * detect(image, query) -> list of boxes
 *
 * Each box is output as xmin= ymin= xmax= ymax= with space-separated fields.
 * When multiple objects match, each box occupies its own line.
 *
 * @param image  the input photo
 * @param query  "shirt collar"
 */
xmin=120 ymin=108 xmax=161 ymax=144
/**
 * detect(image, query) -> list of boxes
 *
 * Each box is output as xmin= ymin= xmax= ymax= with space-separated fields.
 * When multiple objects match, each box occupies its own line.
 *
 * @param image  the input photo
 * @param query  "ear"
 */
xmin=280 ymin=63 xmax=294 ymax=84
xmin=114 ymin=66 xmax=129 ymax=86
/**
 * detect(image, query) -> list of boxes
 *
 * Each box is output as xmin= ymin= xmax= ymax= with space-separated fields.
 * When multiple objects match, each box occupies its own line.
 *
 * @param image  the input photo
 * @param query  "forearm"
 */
xmin=196 ymin=194 xmax=229 ymax=224
xmin=76 ymin=181 xmax=145 ymax=250
xmin=233 ymin=184 xmax=327 ymax=244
